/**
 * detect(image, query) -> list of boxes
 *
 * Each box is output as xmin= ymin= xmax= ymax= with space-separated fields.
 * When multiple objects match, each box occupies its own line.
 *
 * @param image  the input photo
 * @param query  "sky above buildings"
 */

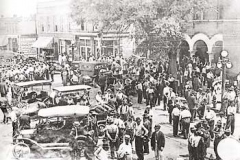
xmin=0 ymin=0 xmax=37 ymax=17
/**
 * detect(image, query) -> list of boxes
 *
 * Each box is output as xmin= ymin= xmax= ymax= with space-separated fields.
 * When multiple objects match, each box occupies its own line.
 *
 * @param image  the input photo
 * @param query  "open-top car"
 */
xmin=13 ymin=105 xmax=98 ymax=159
xmin=51 ymin=85 xmax=91 ymax=106
xmin=89 ymin=104 xmax=116 ymax=138
xmin=13 ymin=80 xmax=52 ymax=103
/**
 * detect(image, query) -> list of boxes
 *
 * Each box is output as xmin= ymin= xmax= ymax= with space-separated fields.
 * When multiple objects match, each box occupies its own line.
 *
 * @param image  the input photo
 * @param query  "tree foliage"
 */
xmin=71 ymin=0 xmax=210 ymax=57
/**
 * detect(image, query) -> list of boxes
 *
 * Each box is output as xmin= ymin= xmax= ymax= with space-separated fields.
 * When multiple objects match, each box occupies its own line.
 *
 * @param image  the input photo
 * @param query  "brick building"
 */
xmin=183 ymin=0 xmax=240 ymax=76
xmin=34 ymin=0 xmax=135 ymax=62
xmin=0 ymin=15 xmax=37 ymax=56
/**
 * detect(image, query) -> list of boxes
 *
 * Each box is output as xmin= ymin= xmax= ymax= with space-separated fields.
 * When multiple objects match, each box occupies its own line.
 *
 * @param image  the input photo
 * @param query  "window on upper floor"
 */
xmin=193 ymin=10 xmax=205 ymax=20
xmin=42 ymin=25 xmax=44 ymax=32
xmin=217 ymin=5 xmax=224 ymax=19
xmin=81 ymin=23 xmax=84 ymax=31
xmin=55 ymin=25 xmax=58 ymax=32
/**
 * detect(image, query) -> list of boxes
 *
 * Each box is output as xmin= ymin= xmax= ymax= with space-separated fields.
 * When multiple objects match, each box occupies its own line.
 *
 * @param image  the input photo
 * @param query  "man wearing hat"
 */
xmin=117 ymin=135 xmax=133 ymax=160
xmin=227 ymin=86 xmax=236 ymax=102
xmin=187 ymin=91 xmax=197 ymax=122
xmin=143 ymin=114 xmax=151 ymax=154
xmin=151 ymin=124 xmax=165 ymax=160
xmin=179 ymin=105 xmax=191 ymax=139
xmin=94 ymin=137 xmax=109 ymax=160
xmin=163 ymin=82 xmax=170 ymax=111
xmin=226 ymin=101 xmax=236 ymax=135
xmin=213 ymin=120 xmax=224 ymax=160
xmin=205 ymin=105 xmax=216 ymax=139
xmin=134 ymin=117 xmax=148 ymax=160
xmin=216 ymin=111 xmax=226 ymax=129
xmin=172 ymin=104 xmax=181 ymax=137
xmin=106 ymin=118 xmax=119 ymax=158
xmin=69 ymin=121 xmax=88 ymax=137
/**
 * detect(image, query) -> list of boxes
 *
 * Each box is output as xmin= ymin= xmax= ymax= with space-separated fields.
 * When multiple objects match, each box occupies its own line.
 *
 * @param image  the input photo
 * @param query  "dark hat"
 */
xmin=154 ymin=124 xmax=161 ymax=128
xmin=136 ymin=117 xmax=141 ymax=121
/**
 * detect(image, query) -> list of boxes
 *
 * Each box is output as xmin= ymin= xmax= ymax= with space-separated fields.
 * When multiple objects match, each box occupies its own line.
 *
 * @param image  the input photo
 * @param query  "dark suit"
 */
xmin=151 ymin=130 xmax=165 ymax=160
xmin=151 ymin=130 xmax=165 ymax=151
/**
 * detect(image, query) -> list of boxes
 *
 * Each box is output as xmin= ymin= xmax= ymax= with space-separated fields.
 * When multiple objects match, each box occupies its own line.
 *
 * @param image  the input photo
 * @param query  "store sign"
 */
xmin=20 ymin=37 xmax=37 ymax=56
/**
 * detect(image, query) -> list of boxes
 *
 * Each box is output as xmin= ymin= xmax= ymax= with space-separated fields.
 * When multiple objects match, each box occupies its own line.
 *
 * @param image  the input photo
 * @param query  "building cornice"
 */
xmin=190 ymin=19 xmax=240 ymax=23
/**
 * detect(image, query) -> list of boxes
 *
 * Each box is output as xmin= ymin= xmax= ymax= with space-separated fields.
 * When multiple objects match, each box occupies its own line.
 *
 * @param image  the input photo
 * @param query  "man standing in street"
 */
xmin=213 ymin=120 xmax=224 ymax=160
xmin=180 ymin=106 xmax=191 ymax=139
xmin=187 ymin=92 xmax=197 ymax=122
xmin=163 ymin=82 xmax=170 ymax=111
xmin=136 ymin=81 xmax=143 ymax=104
xmin=98 ymin=72 xmax=107 ymax=95
xmin=106 ymin=118 xmax=119 ymax=159
xmin=134 ymin=117 xmax=148 ymax=160
xmin=205 ymin=105 xmax=216 ymax=139
xmin=226 ymin=102 xmax=236 ymax=135
xmin=172 ymin=104 xmax=180 ymax=137
xmin=151 ymin=124 xmax=165 ymax=160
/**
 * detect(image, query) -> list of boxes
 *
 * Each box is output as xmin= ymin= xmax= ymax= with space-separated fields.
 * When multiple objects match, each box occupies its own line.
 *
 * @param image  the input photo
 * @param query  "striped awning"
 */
xmin=0 ymin=36 xmax=8 ymax=47
xmin=32 ymin=37 xmax=53 ymax=49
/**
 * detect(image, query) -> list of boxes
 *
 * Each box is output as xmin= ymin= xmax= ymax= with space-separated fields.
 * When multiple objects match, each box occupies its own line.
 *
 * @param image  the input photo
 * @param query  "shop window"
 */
xmin=86 ymin=39 xmax=91 ymax=46
xmin=80 ymin=39 xmax=85 ymax=46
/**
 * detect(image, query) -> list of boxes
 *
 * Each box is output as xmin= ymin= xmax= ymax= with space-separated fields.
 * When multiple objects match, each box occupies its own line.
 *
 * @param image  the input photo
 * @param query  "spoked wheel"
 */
xmin=12 ymin=143 xmax=31 ymax=159
xmin=98 ymin=124 xmax=106 ymax=138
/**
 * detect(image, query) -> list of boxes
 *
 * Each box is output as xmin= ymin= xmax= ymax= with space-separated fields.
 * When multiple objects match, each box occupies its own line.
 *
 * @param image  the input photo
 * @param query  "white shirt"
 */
xmin=163 ymin=86 xmax=170 ymax=97
xmin=114 ymin=118 xmax=125 ymax=129
xmin=135 ymin=123 xmax=148 ymax=137
xmin=205 ymin=110 xmax=216 ymax=120
xmin=96 ymin=94 xmax=103 ymax=103
xmin=118 ymin=143 xmax=132 ymax=160
xmin=10 ymin=111 xmax=17 ymax=122
xmin=180 ymin=110 xmax=191 ymax=119
xmin=95 ymin=147 xmax=109 ymax=160
xmin=227 ymin=106 xmax=236 ymax=115
xmin=172 ymin=107 xmax=180 ymax=116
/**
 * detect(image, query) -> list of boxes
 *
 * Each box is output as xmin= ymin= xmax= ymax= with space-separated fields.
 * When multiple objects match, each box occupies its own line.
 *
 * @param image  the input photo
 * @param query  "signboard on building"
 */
xmin=19 ymin=36 xmax=37 ymax=57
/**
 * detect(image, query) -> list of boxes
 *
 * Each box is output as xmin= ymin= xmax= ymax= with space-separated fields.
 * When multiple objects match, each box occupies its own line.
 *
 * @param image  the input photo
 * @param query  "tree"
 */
xmin=71 ymin=0 xmax=210 ymax=74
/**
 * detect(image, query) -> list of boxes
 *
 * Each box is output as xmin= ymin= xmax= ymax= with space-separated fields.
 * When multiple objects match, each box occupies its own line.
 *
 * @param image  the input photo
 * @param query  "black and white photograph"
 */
xmin=0 ymin=0 xmax=240 ymax=159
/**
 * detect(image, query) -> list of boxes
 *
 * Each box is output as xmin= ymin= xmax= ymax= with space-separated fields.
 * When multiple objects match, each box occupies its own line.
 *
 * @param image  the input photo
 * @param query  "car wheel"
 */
xmin=12 ymin=143 xmax=31 ymax=159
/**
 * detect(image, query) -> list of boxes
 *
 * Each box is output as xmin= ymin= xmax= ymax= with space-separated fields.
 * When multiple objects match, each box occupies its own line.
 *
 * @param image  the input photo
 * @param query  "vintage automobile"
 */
xmin=13 ymin=80 xmax=52 ymax=102
xmin=71 ymin=61 xmax=110 ymax=85
xmin=89 ymin=104 xmax=116 ymax=138
xmin=13 ymin=105 xmax=98 ymax=159
xmin=51 ymin=85 xmax=91 ymax=105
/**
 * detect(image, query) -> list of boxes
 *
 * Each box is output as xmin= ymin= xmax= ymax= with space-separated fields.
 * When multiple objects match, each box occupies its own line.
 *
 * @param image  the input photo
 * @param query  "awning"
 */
xmin=0 ymin=36 xmax=8 ymax=47
xmin=32 ymin=37 xmax=53 ymax=49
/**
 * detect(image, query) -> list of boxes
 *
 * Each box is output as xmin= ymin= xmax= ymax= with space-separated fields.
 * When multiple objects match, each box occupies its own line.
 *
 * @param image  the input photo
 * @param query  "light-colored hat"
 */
xmin=73 ymin=121 xmax=80 ymax=126
xmin=124 ymin=135 xmax=131 ymax=139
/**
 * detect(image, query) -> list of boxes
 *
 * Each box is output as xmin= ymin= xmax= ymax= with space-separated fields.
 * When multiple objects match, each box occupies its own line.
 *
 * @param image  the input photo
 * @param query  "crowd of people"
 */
xmin=90 ymin=53 xmax=239 ymax=160
xmin=0 ymin=52 xmax=239 ymax=160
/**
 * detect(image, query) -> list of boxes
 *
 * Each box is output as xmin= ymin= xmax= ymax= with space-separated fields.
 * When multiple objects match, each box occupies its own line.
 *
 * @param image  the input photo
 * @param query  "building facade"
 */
xmin=0 ymin=15 xmax=37 ymax=56
xmin=35 ymin=0 xmax=135 ymax=62
xmin=183 ymin=0 xmax=240 ymax=76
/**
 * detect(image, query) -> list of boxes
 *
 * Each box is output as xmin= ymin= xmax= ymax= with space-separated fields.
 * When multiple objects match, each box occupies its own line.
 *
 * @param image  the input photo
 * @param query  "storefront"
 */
xmin=19 ymin=34 xmax=37 ymax=58
xmin=0 ymin=35 xmax=8 ymax=50
xmin=7 ymin=35 xmax=18 ymax=52
xmin=32 ymin=36 xmax=54 ymax=61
